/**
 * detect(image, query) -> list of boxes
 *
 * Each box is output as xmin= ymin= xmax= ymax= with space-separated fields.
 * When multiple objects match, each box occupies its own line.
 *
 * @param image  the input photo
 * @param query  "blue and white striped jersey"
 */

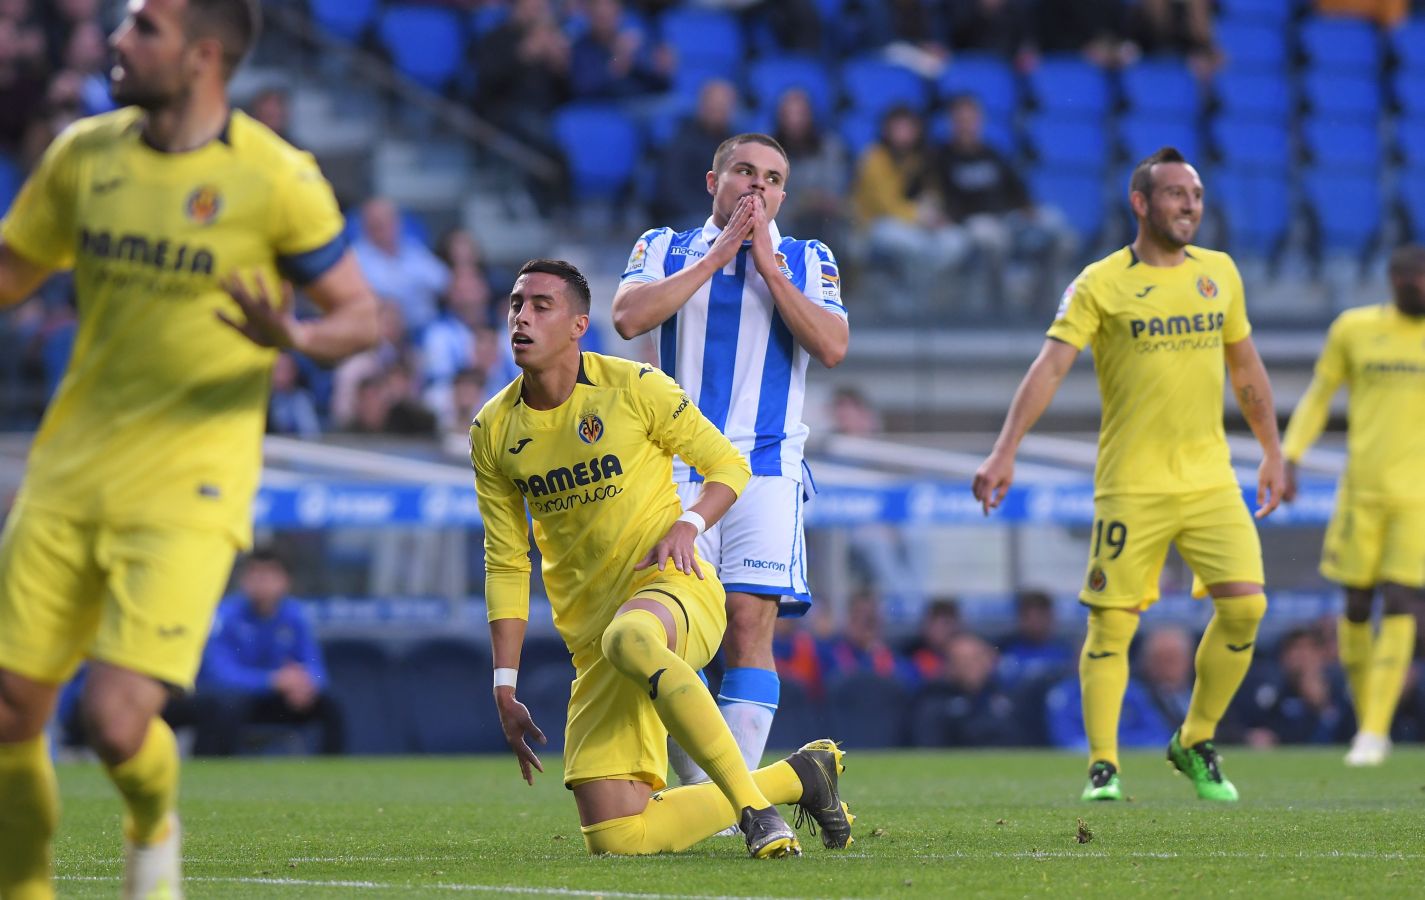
xmin=619 ymin=217 xmax=847 ymax=482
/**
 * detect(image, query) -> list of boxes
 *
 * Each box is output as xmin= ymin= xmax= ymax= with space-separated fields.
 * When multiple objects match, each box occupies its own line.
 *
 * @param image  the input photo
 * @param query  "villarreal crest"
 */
xmin=1196 ymin=275 xmax=1218 ymax=300
xmin=185 ymin=185 xmax=223 ymax=225
xmin=577 ymin=412 xmax=604 ymax=445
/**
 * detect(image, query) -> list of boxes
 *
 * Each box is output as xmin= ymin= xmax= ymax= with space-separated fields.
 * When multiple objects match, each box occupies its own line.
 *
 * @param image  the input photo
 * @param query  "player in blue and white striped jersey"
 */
xmin=612 ymin=133 xmax=849 ymax=789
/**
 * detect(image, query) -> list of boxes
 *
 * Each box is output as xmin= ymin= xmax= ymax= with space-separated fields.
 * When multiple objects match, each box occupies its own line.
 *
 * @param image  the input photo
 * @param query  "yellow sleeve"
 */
xmin=1221 ymin=256 xmax=1252 ymax=344
xmin=1045 ymin=273 xmax=1100 ymax=350
xmin=0 ymin=124 xmax=81 ymax=269
xmin=471 ymin=417 xmax=533 ymax=622
xmin=635 ymin=367 xmax=751 ymax=496
xmin=270 ymin=151 xmax=347 ymax=285
xmin=1281 ymin=317 xmax=1348 ymax=462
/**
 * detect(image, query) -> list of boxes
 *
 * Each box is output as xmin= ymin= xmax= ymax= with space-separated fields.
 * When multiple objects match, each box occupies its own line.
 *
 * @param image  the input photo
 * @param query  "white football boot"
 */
xmin=123 ymin=813 xmax=183 ymax=900
xmin=1343 ymin=731 xmax=1391 ymax=767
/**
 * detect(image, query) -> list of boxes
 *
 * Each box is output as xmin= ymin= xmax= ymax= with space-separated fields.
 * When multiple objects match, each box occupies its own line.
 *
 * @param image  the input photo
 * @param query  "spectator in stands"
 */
xmin=905 ymin=597 xmax=962 ymax=681
xmin=1044 ymin=626 xmax=1191 ymax=753
xmin=331 ymin=299 xmax=407 ymax=430
xmin=852 ymin=104 xmax=969 ymax=313
xmin=944 ymin=0 xmax=1035 ymax=64
xmin=443 ymin=365 xmax=487 ymax=440
xmin=819 ymin=592 xmax=921 ymax=688
xmin=917 ymin=632 xmax=1027 ymax=746
xmin=1125 ymin=0 xmax=1219 ymax=78
xmin=353 ymin=197 xmax=451 ymax=334
xmin=436 ymin=228 xmax=504 ymax=325
xmin=1316 ymin=0 xmax=1409 ymax=27
xmin=774 ymin=617 xmax=827 ymax=701
xmin=59 ymin=17 xmax=111 ymax=115
xmin=247 ymin=84 xmax=295 ymax=145
xmin=1243 ymin=628 xmax=1352 ymax=747
xmin=771 ymin=88 xmax=851 ymax=252
xmin=936 ymin=93 xmax=1075 ymax=315
xmin=569 ymin=0 xmax=672 ymax=102
xmin=38 ymin=0 xmax=96 ymax=68
xmin=381 ymin=360 xmax=439 ymax=436
xmin=1138 ymin=626 xmax=1197 ymax=736
xmin=996 ymin=590 xmax=1076 ymax=686
xmin=0 ymin=10 xmax=50 ymax=153
xmin=1032 ymin=0 xmax=1128 ymax=67
xmin=652 ymin=78 xmax=740 ymax=228
xmin=188 ymin=548 xmax=345 ymax=756
xmin=2 ymin=0 xmax=46 ymax=69
xmin=348 ymin=372 xmax=394 ymax=434
xmin=267 ymin=353 xmax=322 ymax=438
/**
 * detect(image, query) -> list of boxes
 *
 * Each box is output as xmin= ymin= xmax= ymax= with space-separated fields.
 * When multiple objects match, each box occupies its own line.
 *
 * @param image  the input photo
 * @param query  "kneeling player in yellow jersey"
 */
xmin=471 ymin=260 xmax=853 ymax=859
xmin=1281 ymin=245 xmax=1425 ymax=767
xmin=0 ymin=2 xmax=379 ymax=898
xmin=974 ymin=148 xmax=1286 ymax=803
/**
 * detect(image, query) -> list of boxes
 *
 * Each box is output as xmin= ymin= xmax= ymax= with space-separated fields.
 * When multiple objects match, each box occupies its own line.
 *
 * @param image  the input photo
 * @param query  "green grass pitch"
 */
xmin=53 ymin=747 xmax=1424 ymax=898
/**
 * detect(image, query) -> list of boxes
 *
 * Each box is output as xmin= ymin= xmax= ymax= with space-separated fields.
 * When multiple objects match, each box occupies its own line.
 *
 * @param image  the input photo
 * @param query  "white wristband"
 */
xmin=493 ymin=667 xmax=518 ymax=690
xmin=676 ymin=509 xmax=707 ymax=535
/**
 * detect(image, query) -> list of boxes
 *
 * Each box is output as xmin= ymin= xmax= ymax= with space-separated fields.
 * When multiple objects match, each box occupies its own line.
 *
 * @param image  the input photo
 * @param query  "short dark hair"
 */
xmin=1388 ymin=244 xmax=1425 ymax=277
xmin=1129 ymin=146 xmax=1189 ymax=197
xmin=946 ymin=93 xmax=981 ymax=113
xmin=244 ymin=544 xmax=289 ymax=571
xmin=517 ymin=258 xmax=591 ymax=313
xmin=185 ymin=0 xmax=261 ymax=78
xmin=712 ymin=133 xmax=789 ymax=175
xmin=1015 ymin=590 xmax=1053 ymax=613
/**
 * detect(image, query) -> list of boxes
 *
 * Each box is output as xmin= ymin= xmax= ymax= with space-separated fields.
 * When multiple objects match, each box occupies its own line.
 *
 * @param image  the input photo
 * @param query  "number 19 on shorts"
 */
xmin=1092 ymin=519 xmax=1128 ymax=560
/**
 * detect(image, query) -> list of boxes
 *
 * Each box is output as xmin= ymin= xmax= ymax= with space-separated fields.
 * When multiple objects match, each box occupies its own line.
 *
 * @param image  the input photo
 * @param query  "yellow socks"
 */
xmin=1079 ymin=607 xmax=1140 ymax=769
xmin=601 ymin=611 xmax=771 ymax=815
xmin=1338 ymin=616 xmax=1374 ymax=719
xmin=1360 ymin=614 xmax=1416 ymax=738
xmin=1181 ymin=593 xmax=1267 ymax=747
xmin=104 ymin=719 xmax=179 ymax=846
xmin=0 ymin=734 xmax=60 ymax=900
xmin=582 ymin=760 xmax=803 ymax=855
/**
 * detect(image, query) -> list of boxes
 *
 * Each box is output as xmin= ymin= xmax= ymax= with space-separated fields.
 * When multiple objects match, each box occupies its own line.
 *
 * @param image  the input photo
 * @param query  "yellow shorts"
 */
xmin=1079 ymin=486 xmax=1265 ymax=611
xmin=0 ymin=504 xmax=238 ymax=688
xmin=1321 ymin=494 xmax=1425 ymax=589
xmin=562 ymin=565 xmax=727 ymax=791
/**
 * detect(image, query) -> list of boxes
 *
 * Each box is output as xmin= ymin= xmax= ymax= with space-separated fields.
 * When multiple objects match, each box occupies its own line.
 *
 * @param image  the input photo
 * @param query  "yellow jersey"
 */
xmin=472 ymin=352 xmax=751 ymax=654
xmin=1282 ymin=303 xmax=1425 ymax=503
xmin=1047 ymin=245 xmax=1252 ymax=496
xmin=1 ymin=109 xmax=346 ymax=543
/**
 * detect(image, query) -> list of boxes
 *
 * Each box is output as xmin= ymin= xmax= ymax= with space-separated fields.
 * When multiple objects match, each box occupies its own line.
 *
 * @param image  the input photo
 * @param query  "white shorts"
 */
xmin=677 ymin=475 xmax=812 ymax=615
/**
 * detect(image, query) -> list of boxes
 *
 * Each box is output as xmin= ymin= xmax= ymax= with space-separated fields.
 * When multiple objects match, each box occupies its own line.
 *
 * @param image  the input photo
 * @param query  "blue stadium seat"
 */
xmin=1302 ymin=119 xmax=1380 ymax=170
xmin=938 ymin=53 xmax=1019 ymax=119
xmin=1211 ymin=118 xmax=1289 ymax=169
xmin=841 ymin=57 xmax=930 ymax=116
xmin=309 ymin=0 xmax=380 ymax=43
xmin=1400 ymin=120 xmax=1425 ymax=169
xmin=1121 ymin=60 xmax=1200 ymax=117
xmin=1394 ymin=70 xmax=1425 ymax=115
xmin=1029 ymin=168 xmax=1106 ymax=244
xmin=1213 ymin=168 xmax=1291 ymax=256
xmin=765 ymin=678 xmax=826 ymax=752
xmin=1303 ymin=170 xmax=1381 ymax=255
xmin=1393 ymin=16 xmax=1425 ymax=70
xmin=1299 ymin=16 xmax=1382 ymax=73
xmin=660 ymin=8 xmax=742 ymax=78
xmin=399 ymin=638 xmax=506 ymax=753
xmin=551 ymin=104 xmax=642 ymax=201
xmin=322 ymin=639 xmax=407 ymax=754
xmin=929 ymin=111 xmax=1018 ymax=157
xmin=1215 ymin=20 xmax=1289 ymax=71
xmin=1213 ymin=70 xmax=1292 ymax=121
xmin=1402 ymin=170 xmax=1425 ymax=240
xmin=824 ymin=672 xmax=907 ymax=749
xmin=0 ymin=154 xmax=20 ymax=217
xmin=1120 ymin=117 xmax=1202 ymax=166
xmin=837 ymin=108 xmax=881 ymax=158
xmin=1216 ymin=0 xmax=1293 ymax=25
xmin=467 ymin=3 xmax=508 ymax=38
xmin=747 ymin=56 xmax=835 ymax=121
xmin=1303 ymin=71 xmax=1382 ymax=120
xmin=1026 ymin=56 xmax=1111 ymax=116
xmin=1025 ymin=116 xmax=1107 ymax=169
xmin=377 ymin=6 xmax=464 ymax=92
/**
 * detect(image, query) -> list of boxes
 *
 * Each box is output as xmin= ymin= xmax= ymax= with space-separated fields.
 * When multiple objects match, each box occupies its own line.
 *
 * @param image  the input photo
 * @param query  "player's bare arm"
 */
xmin=635 ymin=481 xmax=738 ymax=578
xmin=746 ymin=199 xmax=848 ymax=368
xmin=218 ymin=252 xmax=379 ymax=365
xmin=610 ymin=197 xmax=757 ymax=338
xmin=489 ymin=616 xmax=547 ymax=785
xmin=973 ymin=338 xmax=1079 ymax=514
xmin=0 ymin=243 xmax=55 ymax=308
xmin=1225 ymin=335 xmax=1285 ymax=519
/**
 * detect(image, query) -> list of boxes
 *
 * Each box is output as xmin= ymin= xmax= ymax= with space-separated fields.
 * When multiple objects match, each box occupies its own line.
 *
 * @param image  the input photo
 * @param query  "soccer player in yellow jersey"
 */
xmin=973 ymin=148 xmax=1286 ymax=803
xmin=1281 ymin=244 xmax=1425 ymax=768
xmin=0 ymin=2 xmax=378 ymax=897
xmin=472 ymin=259 xmax=853 ymax=859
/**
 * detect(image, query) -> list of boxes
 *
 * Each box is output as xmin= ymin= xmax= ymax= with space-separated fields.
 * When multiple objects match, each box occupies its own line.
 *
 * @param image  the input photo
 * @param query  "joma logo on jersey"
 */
xmin=78 ymin=228 xmax=215 ymax=275
xmin=1129 ymin=312 xmax=1225 ymax=339
xmin=515 ymin=454 xmax=623 ymax=498
xmin=578 ymin=413 xmax=604 ymax=444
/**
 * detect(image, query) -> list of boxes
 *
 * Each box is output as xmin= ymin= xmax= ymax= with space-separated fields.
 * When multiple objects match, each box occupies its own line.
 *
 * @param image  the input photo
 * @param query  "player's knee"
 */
xmin=581 ymin=815 xmax=651 ymax=855
xmin=0 ymin=671 xmax=57 ymax=743
xmin=79 ymin=702 xmax=149 ymax=764
xmin=601 ymin=612 xmax=662 ymax=670
xmin=1085 ymin=607 xmax=1139 ymax=645
xmin=1212 ymin=592 xmax=1267 ymax=625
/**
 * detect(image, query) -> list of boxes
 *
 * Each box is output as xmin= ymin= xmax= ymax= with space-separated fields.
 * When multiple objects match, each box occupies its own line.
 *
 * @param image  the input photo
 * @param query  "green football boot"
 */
xmin=1166 ymin=730 xmax=1239 ymax=802
xmin=1080 ymin=760 xmax=1123 ymax=801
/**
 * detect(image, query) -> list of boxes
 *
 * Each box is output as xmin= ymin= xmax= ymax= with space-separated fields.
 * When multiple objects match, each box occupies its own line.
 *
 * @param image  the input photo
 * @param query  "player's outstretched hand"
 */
xmin=495 ymin=692 xmax=546 ymax=785
xmin=972 ymin=449 xmax=1015 ymax=516
xmin=634 ymin=521 xmax=704 ymax=579
xmin=217 ymin=271 xmax=306 ymax=352
xmin=1255 ymin=453 xmax=1286 ymax=520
